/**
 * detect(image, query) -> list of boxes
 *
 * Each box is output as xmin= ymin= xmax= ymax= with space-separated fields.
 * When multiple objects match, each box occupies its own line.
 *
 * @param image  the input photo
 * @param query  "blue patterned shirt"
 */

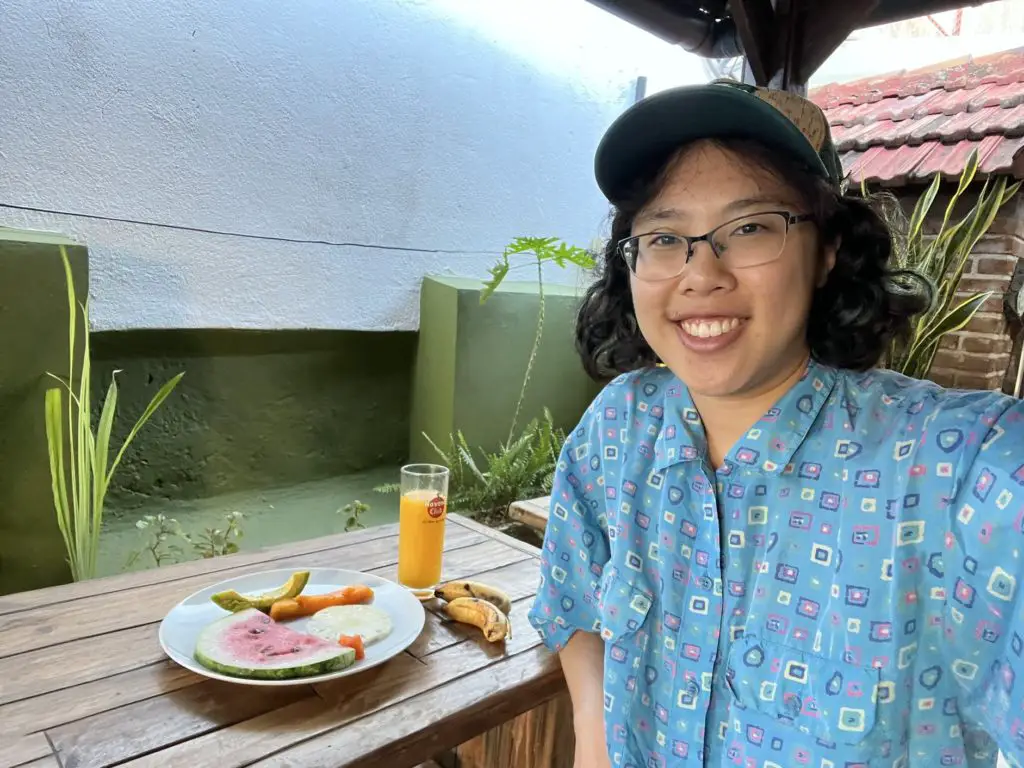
xmin=527 ymin=360 xmax=1024 ymax=767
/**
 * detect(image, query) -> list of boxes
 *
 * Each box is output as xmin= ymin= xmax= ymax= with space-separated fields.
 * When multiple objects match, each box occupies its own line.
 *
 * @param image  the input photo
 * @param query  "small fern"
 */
xmin=378 ymin=235 xmax=590 ymax=527
xmin=378 ymin=409 xmax=567 ymax=526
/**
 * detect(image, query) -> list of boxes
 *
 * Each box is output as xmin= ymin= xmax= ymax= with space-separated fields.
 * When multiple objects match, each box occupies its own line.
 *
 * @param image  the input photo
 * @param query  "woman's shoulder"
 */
xmin=834 ymin=366 xmax=1024 ymax=457
xmin=838 ymin=366 xmax=1018 ymax=417
xmin=569 ymin=366 xmax=678 ymax=437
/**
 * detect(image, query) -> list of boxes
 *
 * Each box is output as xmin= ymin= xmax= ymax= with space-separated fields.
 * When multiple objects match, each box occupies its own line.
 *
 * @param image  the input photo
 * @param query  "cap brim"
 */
xmin=594 ymin=84 xmax=831 ymax=204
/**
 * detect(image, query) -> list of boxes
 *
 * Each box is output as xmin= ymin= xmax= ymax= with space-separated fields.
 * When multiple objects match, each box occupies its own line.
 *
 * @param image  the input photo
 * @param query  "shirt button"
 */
xmin=687 ymin=681 xmax=699 ymax=694
xmin=700 ymin=575 xmax=713 ymax=590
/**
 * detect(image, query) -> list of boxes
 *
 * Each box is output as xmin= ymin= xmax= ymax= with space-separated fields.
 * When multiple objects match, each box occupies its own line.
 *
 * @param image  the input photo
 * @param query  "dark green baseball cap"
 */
xmin=594 ymin=78 xmax=845 ymax=203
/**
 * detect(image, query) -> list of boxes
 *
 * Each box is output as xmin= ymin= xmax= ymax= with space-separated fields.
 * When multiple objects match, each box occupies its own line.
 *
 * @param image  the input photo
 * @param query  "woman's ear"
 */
xmin=818 ymin=237 xmax=840 ymax=287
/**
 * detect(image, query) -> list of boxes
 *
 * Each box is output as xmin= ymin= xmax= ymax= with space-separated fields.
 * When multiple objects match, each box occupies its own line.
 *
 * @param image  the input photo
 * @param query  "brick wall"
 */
xmin=911 ymin=191 xmax=1023 ymax=393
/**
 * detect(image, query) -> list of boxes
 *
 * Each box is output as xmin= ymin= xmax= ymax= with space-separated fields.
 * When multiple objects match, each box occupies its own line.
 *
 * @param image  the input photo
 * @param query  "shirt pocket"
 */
xmin=725 ymin=633 xmax=882 ymax=749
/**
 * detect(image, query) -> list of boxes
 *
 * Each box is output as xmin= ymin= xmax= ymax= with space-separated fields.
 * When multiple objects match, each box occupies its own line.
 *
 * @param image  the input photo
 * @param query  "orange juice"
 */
xmin=397 ymin=488 xmax=447 ymax=589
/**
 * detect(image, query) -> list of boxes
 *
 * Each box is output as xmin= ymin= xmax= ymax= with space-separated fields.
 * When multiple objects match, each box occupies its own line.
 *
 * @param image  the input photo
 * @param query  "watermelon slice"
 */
xmin=194 ymin=608 xmax=356 ymax=680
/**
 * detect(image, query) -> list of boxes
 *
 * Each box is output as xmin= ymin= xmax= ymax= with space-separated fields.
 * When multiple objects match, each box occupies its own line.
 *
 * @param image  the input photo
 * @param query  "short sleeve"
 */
xmin=941 ymin=393 xmax=1024 ymax=760
xmin=527 ymin=391 xmax=614 ymax=653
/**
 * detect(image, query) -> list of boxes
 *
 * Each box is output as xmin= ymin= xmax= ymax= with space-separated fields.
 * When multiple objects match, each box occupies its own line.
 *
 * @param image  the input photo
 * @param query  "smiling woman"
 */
xmin=577 ymin=136 xmax=932 ymax=393
xmin=528 ymin=79 xmax=1024 ymax=768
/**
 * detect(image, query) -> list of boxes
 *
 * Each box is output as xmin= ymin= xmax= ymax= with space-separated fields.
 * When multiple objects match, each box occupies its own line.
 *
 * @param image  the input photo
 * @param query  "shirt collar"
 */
xmin=653 ymin=359 xmax=838 ymax=476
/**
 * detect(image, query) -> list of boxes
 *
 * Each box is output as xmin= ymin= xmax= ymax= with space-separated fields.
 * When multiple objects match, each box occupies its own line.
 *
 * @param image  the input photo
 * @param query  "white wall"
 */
xmin=0 ymin=0 xmax=704 ymax=331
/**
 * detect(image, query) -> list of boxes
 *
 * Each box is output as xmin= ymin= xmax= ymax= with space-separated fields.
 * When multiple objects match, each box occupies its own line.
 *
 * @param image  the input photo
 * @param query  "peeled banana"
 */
xmin=444 ymin=596 xmax=512 ymax=643
xmin=434 ymin=580 xmax=512 ymax=615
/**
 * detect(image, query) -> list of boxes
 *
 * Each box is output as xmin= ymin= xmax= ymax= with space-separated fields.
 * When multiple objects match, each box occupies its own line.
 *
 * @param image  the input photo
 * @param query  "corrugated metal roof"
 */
xmin=809 ymin=48 xmax=1024 ymax=184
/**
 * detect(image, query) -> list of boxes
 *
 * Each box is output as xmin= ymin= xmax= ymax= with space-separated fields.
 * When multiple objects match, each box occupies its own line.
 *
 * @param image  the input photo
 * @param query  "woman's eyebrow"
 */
xmin=637 ymin=196 xmax=794 ymax=226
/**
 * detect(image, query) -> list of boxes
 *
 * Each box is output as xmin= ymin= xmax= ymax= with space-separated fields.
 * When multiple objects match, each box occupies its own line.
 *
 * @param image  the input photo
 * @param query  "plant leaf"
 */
xmin=106 ymin=373 xmax=185 ymax=485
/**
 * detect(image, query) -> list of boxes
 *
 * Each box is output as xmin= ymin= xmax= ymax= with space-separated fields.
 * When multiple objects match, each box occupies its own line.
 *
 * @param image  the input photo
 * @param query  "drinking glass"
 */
xmin=397 ymin=463 xmax=449 ymax=594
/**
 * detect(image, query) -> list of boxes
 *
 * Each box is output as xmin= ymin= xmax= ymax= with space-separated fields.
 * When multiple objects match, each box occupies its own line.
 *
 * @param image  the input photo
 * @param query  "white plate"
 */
xmin=158 ymin=567 xmax=426 ymax=686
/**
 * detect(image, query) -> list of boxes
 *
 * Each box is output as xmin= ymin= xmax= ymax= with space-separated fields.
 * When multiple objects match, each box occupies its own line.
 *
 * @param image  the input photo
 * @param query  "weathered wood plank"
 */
xmin=0 ymin=733 xmax=52 ymax=767
xmin=0 ymin=523 xmax=402 ymax=615
xmin=406 ymin=558 xmax=539 ymax=659
xmin=252 ymin=644 xmax=565 ymax=768
xmin=0 ymin=526 xmax=483 ymax=659
xmin=448 ymin=515 xmax=542 ymax=558
xmin=0 ymin=537 xmax=528 ymax=709
xmin=6 ymin=516 xmax=551 ymax=768
xmin=105 ymin=600 xmax=542 ymax=768
xmin=369 ymin=540 xmax=533 ymax=600
xmin=506 ymin=497 xmax=551 ymax=533
xmin=0 ymin=624 xmax=164 ymax=707
xmin=17 ymin=756 xmax=61 ymax=768
xmin=454 ymin=690 xmax=574 ymax=768
xmin=48 ymin=677 xmax=315 ymax=768
xmin=0 ymin=660 xmax=196 ymax=745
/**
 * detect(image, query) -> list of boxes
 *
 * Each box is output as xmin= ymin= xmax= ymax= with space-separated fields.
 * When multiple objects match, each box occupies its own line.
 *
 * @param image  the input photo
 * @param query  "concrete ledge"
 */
xmin=409 ymin=275 xmax=599 ymax=464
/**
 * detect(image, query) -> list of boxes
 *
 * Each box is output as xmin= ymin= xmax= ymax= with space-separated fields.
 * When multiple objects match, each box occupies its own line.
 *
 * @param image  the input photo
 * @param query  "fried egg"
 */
xmin=306 ymin=604 xmax=394 ymax=645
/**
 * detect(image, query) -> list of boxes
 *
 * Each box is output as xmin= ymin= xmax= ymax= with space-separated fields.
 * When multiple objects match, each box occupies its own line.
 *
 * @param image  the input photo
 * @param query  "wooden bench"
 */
xmin=508 ymin=496 xmax=551 ymax=532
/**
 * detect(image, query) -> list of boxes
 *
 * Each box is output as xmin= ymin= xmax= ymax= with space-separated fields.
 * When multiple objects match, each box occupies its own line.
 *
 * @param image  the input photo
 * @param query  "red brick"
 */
xmin=954 ymin=371 xmax=1003 ymax=391
xmin=960 ymin=335 xmax=1012 ymax=355
xmin=975 ymin=256 xmax=1021 ymax=277
xmin=932 ymin=348 xmax=1002 ymax=373
xmin=984 ymin=199 xmax=1024 ymax=236
xmin=932 ymin=349 xmax=965 ymax=371
xmin=955 ymin=291 xmax=1009 ymax=313
xmin=927 ymin=370 xmax=957 ymax=388
xmin=970 ymin=234 xmax=1024 ymax=260
xmin=965 ymin=313 xmax=1010 ymax=335
xmin=957 ymin=275 xmax=1011 ymax=294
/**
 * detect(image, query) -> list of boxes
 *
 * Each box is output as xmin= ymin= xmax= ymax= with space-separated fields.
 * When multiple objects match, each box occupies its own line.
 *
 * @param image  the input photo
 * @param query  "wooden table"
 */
xmin=507 ymin=496 xmax=550 ymax=532
xmin=0 ymin=514 xmax=573 ymax=768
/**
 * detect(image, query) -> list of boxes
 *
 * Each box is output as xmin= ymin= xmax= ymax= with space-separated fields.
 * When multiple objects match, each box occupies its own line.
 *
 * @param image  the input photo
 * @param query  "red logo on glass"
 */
xmin=427 ymin=495 xmax=446 ymax=519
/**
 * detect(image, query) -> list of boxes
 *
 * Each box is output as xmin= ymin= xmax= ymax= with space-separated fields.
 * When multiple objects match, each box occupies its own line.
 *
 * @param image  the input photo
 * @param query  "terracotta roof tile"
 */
xmin=810 ymin=47 xmax=1024 ymax=184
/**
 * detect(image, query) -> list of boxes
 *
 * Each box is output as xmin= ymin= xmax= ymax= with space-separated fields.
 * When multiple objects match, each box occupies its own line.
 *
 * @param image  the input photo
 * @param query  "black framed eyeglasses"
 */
xmin=619 ymin=211 xmax=815 ymax=282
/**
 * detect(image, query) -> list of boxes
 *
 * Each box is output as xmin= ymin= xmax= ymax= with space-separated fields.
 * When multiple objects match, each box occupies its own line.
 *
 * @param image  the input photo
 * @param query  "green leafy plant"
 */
xmin=376 ymin=237 xmax=591 ymax=526
xmin=871 ymin=149 xmax=1021 ymax=379
xmin=124 ymin=513 xmax=186 ymax=570
xmin=420 ymin=408 xmax=567 ymax=525
xmin=45 ymin=245 xmax=184 ymax=581
xmin=482 ymin=236 xmax=594 ymax=442
xmin=189 ymin=510 xmax=245 ymax=558
xmin=338 ymin=499 xmax=370 ymax=532
xmin=125 ymin=510 xmax=245 ymax=569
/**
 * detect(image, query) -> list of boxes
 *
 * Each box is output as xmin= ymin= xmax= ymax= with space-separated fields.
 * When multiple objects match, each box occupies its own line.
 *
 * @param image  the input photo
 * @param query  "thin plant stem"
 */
xmin=507 ymin=258 xmax=545 ymax=445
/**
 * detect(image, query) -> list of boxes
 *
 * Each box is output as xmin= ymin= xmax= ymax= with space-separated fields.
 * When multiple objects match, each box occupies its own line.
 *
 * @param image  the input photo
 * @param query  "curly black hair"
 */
xmin=575 ymin=137 xmax=934 ymax=381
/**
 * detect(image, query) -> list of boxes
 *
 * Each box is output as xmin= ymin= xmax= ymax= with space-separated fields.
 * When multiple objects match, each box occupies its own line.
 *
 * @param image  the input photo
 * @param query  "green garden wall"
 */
xmin=0 ymin=230 xmax=88 ymax=595
xmin=1 ymin=266 xmax=599 ymax=596
xmin=409 ymin=276 xmax=600 ymax=464
xmin=90 ymin=329 xmax=417 ymax=507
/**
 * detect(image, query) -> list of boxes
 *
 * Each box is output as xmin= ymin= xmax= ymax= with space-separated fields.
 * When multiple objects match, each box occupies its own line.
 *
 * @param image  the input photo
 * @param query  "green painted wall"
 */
xmin=0 ymin=230 xmax=88 ymax=595
xmin=90 ymin=329 xmax=417 ymax=507
xmin=1 ymin=263 xmax=599 ymax=596
xmin=409 ymin=276 xmax=600 ymax=464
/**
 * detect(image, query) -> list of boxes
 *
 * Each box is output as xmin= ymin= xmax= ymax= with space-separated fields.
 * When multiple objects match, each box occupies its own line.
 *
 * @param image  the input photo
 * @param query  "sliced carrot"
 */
xmin=293 ymin=584 xmax=374 ymax=615
xmin=269 ymin=598 xmax=303 ymax=622
xmin=269 ymin=585 xmax=374 ymax=621
xmin=338 ymin=634 xmax=365 ymax=660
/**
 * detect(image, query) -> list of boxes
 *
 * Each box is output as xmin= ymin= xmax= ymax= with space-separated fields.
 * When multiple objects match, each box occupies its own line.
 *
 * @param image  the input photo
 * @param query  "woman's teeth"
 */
xmin=680 ymin=317 xmax=742 ymax=338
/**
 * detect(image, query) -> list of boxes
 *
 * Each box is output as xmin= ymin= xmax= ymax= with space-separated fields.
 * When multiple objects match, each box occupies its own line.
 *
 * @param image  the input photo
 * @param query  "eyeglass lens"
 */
xmin=624 ymin=212 xmax=792 ymax=281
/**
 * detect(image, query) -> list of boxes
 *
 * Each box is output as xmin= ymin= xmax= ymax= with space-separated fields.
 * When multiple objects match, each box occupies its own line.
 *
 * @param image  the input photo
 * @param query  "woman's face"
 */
xmin=629 ymin=141 xmax=835 ymax=400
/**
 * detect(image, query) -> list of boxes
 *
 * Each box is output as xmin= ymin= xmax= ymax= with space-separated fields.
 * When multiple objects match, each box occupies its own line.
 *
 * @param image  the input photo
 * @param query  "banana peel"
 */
xmin=434 ymin=580 xmax=512 ymax=615
xmin=442 ymin=596 xmax=512 ymax=643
